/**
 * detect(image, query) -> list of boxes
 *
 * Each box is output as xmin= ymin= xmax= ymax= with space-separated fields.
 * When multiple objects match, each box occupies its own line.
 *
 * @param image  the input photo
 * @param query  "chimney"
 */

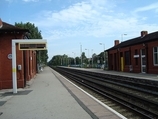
xmin=0 ymin=18 xmax=3 ymax=28
xmin=141 ymin=31 xmax=148 ymax=37
xmin=114 ymin=40 xmax=119 ymax=46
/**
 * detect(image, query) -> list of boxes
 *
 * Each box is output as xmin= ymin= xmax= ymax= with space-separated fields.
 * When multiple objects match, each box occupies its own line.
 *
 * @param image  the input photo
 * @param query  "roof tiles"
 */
xmin=107 ymin=31 xmax=158 ymax=51
xmin=0 ymin=19 xmax=29 ymax=32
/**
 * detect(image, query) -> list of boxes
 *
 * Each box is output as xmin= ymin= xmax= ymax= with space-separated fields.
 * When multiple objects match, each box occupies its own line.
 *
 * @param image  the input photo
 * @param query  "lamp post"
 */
xmin=85 ymin=49 xmax=89 ymax=67
xmin=72 ymin=52 xmax=76 ymax=65
xmin=99 ymin=43 xmax=105 ymax=68
xmin=121 ymin=34 xmax=127 ymax=42
xmin=91 ymin=49 xmax=93 ymax=68
xmin=80 ymin=44 xmax=82 ymax=68
xmin=85 ymin=49 xmax=89 ymax=58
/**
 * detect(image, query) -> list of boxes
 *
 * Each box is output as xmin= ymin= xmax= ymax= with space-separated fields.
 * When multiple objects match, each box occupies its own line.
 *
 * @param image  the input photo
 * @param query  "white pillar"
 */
xmin=12 ymin=41 xmax=17 ymax=94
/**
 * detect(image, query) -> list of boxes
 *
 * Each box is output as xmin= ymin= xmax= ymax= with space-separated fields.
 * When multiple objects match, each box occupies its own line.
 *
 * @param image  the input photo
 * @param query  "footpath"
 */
xmin=0 ymin=67 xmax=92 ymax=119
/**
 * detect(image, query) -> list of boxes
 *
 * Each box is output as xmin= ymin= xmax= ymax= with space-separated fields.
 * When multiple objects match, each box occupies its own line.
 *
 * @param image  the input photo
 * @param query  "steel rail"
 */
xmin=61 ymin=67 xmax=158 ymax=95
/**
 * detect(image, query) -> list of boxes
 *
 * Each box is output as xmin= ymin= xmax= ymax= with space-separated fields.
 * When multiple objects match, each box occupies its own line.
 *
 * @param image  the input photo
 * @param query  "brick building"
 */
xmin=0 ymin=19 xmax=37 ymax=89
xmin=107 ymin=31 xmax=158 ymax=74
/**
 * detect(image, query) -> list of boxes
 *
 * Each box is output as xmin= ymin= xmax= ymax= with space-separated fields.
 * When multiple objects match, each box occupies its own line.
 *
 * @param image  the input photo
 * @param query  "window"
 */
xmin=153 ymin=47 xmax=158 ymax=65
xmin=125 ymin=51 xmax=130 ymax=65
xmin=135 ymin=49 xmax=138 ymax=65
xmin=142 ymin=48 xmax=145 ymax=55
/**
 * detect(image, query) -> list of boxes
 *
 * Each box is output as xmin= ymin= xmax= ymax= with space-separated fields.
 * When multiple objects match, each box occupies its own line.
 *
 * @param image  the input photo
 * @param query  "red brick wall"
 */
xmin=119 ymin=47 xmax=130 ymax=72
xmin=130 ymin=42 xmax=158 ymax=74
xmin=0 ymin=34 xmax=13 ymax=89
xmin=108 ymin=45 xmax=145 ymax=73
xmin=108 ymin=40 xmax=158 ymax=74
xmin=23 ymin=50 xmax=37 ymax=82
xmin=147 ymin=41 xmax=158 ymax=74
xmin=24 ymin=51 xmax=29 ymax=81
xmin=130 ymin=44 xmax=144 ymax=73
xmin=108 ymin=47 xmax=131 ymax=71
xmin=0 ymin=33 xmax=37 ymax=89
xmin=108 ymin=49 xmax=116 ymax=70
xmin=0 ymin=34 xmax=24 ymax=89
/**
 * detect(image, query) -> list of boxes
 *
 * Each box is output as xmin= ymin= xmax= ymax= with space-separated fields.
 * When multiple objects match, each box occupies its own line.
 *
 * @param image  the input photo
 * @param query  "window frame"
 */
xmin=135 ymin=49 xmax=138 ymax=65
xmin=125 ymin=51 xmax=130 ymax=65
xmin=153 ymin=47 xmax=158 ymax=66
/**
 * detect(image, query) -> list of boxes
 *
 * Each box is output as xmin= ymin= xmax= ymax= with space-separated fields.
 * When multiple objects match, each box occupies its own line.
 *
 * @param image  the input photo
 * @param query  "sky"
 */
xmin=1 ymin=0 xmax=158 ymax=61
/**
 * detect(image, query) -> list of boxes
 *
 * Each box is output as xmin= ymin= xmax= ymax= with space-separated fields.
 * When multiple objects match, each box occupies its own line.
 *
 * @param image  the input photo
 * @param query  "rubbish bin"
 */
xmin=129 ymin=65 xmax=133 ymax=72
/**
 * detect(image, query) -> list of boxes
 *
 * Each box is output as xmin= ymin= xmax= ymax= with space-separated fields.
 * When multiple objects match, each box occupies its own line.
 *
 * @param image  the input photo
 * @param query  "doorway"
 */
xmin=141 ymin=49 xmax=146 ymax=73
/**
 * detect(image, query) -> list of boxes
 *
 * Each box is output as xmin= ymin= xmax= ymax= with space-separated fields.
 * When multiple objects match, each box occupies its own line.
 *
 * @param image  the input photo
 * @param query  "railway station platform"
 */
xmin=75 ymin=68 xmax=158 ymax=80
xmin=0 ymin=67 xmax=125 ymax=119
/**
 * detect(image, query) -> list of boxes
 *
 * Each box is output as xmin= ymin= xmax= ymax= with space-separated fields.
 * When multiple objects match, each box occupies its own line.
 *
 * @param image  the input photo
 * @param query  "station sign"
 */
xmin=19 ymin=43 xmax=47 ymax=50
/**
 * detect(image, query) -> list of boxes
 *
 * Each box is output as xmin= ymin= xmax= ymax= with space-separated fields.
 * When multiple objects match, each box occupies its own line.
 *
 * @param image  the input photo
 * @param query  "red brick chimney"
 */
xmin=141 ymin=31 xmax=148 ymax=37
xmin=0 ymin=18 xmax=3 ymax=28
xmin=114 ymin=40 xmax=119 ymax=46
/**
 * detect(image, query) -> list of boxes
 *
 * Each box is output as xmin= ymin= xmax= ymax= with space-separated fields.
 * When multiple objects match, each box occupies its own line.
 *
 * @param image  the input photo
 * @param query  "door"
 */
xmin=114 ymin=53 xmax=117 ymax=70
xmin=120 ymin=57 xmax=124 ymax=71
xmin=141 ymin=49 xmax=146 ymax=73
xmin=120 ymin=52 xmax=124 ymax=71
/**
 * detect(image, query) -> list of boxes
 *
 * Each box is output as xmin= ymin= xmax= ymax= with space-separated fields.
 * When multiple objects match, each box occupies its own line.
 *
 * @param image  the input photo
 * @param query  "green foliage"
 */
xmin=75 ymin=57 xmax=80 ymax=64
xmin=81 ymin=52 xmax=86 ymax=59
xmin=48 ymin=51 xmax=109 ymax=68
xmin=48 ymin=55 xmax=66 ymax=66
xmin=15 ymin=22 xmax=42 ymax=39
xmin=48 ymin=54 xmax=81 ymax=67
xmin=15 ymin=22 xmax=48 ymax=64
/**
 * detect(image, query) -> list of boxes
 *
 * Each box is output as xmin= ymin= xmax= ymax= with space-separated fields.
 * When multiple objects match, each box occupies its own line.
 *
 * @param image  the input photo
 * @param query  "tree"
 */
xmin=15 ymin=22 xmax=48 ymax=64
xmin=80 ymin=52 xmax=88 ymax=67
xmin=48 ymin=54 xmax=70 ymax=67
xmin=75 ymin=57 xmax=80 ymax=65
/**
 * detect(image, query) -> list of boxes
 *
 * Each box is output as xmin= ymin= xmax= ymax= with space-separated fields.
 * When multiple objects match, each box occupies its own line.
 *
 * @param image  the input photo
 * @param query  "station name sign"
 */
xmin=133 ymin=55 xmax=139 ymax=58
xmin=19 ymin=43 xmax=47 ymax=50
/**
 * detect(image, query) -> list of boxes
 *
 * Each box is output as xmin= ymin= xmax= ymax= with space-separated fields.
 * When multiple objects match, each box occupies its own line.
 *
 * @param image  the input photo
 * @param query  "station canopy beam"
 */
xmin=12 ymin=39 xmax=47 ymax=94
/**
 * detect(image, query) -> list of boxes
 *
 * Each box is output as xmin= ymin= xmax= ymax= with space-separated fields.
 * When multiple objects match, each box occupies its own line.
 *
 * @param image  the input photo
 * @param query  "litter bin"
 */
xmin=129 ymin=65 xmax=133 ymax=72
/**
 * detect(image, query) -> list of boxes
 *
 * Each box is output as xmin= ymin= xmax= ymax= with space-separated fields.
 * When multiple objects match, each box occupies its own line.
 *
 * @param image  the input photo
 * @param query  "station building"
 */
xmin=0 ymin=19 xmax=37 ymax=89
xmin=107 ymin=31 xmax=158 ymax=74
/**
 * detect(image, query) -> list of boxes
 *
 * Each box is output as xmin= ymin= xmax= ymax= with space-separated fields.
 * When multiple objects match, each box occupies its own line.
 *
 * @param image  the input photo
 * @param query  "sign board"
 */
xmin=19 ymin=43 xmax=47 ymax=50
xmin=134 ymin=55 xmax=139 ymax=58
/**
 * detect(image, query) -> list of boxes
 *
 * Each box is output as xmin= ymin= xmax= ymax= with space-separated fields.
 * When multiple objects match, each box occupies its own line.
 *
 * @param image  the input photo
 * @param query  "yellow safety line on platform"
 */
xmin=12 ymin=68 xmax=16 ymax=72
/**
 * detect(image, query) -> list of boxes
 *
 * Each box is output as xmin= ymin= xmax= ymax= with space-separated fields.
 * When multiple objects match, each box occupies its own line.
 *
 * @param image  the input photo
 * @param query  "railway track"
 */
xmin=52 ymin=67 xmax=158 ymax=119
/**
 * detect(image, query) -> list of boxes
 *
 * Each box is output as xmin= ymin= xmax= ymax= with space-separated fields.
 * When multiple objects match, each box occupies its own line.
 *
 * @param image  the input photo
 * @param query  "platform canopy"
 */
xmin=12 ymin=39 xmax=47 ymax=94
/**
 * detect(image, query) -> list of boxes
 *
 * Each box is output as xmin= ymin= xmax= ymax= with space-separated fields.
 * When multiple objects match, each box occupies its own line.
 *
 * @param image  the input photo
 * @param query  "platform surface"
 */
xmin=0 ymin=67 xmax=125 ymax=119
xmin=68 ymin=67 xmax=158 ymax=80
xmin=0 ymin=67 xmax=93 ymax=119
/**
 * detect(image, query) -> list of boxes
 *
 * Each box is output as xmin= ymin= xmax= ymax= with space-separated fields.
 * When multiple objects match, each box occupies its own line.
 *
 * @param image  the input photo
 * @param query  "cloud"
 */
xmin=4 ymin=0 xmax=14 ymax=3
xmin=5 ymin=0 xmax=11 ymax=1
xmin=33 ymin=0 xmax=117 ymax=38
xmin=31 ymin=0 xmax=158 ymax=43
xmin=23 ymin=0 xmax=39 ymax=2
xmin=35 ymin=1 xmax=98 ymax=27
xmin=134 ymin=2 xmax=158 ymax=13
